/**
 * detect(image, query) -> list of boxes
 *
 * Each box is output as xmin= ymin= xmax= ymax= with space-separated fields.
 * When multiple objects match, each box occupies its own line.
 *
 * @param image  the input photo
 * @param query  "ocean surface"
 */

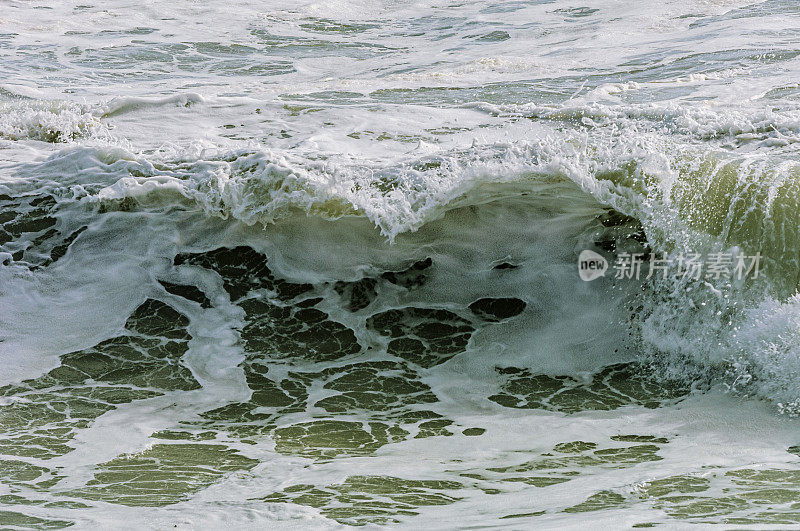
xmin=3 ymin=0 xmax=800 ymax=528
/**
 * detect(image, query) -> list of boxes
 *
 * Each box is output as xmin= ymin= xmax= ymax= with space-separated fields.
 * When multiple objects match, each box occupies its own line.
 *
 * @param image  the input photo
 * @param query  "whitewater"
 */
xmin=3 ymin=0 xmax=800 ymax=528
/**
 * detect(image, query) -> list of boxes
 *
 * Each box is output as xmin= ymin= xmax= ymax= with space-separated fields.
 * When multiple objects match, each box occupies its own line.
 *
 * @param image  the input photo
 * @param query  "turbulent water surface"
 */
xmin=4 ymin=0 xmax=800 ymax=528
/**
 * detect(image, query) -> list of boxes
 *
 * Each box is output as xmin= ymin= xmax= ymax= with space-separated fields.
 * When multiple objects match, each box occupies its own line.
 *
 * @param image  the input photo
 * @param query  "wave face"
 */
xmin=4 ymin=0 xmax=800 ymax=527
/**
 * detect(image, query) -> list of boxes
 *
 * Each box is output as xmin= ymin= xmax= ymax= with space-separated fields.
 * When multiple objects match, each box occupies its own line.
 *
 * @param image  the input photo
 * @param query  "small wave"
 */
xmin=0 ymin=99 xmax=107 ymax=143
xmin=99 ymin=93 xmax=205 ymax=118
